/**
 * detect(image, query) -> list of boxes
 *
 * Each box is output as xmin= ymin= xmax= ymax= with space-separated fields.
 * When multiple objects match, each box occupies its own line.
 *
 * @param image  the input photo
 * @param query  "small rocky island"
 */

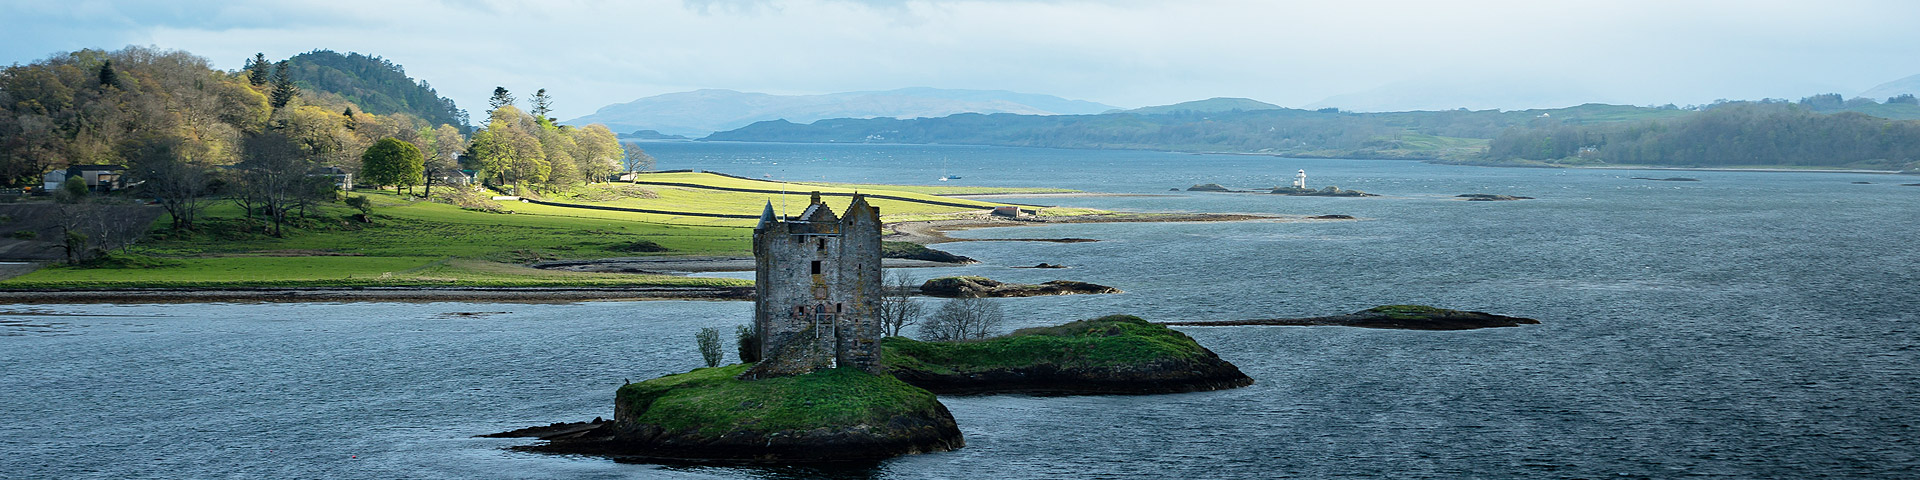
xmin=1164 ymin=305 xmax=1540 ymax=330
xmin=494 ymin=194 xmax=1249 ymax=463
xmin=1186 ymin=183 xmax=1377 ymax=197
xmin=1458 ymin=193 xmax=1533 ymax=201
xmin=919 ymin=276 xmax=1119 ymax=298
xmin=885 ymin=315 xmax=1253 ymax=395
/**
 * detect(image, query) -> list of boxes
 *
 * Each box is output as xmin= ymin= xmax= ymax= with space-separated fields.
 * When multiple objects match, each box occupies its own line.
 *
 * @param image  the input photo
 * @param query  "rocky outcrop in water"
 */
xmin=1458 ymin=194 xmax=1533 ymax=201
xmin=1271 ymin=186 xmax=1377 ymax=197
xmin=919 ymin=276 xmax=1119 ymax=297
xmin=1163 ymin=305 xmax=1539 ymax=330
xmin=1187 ymin=183 xmax=1234 ymax=192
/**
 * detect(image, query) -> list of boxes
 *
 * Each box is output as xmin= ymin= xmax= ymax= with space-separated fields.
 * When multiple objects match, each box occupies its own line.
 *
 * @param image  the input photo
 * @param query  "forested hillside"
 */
xmin=1482 ymin=102 xmax=1920 ymax=170
xmin=283 ymin=50 xmax=467 ymax=129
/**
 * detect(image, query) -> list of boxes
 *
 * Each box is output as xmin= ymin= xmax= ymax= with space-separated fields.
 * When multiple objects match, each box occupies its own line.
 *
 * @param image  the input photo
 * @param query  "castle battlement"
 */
xmin=740 ymin=192 xmax=885 ymax=380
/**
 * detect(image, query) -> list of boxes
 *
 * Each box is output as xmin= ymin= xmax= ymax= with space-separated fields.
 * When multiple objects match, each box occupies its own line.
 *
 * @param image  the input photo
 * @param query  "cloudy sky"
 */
xmin=5 ymin=0 xmax=1919 ymax=120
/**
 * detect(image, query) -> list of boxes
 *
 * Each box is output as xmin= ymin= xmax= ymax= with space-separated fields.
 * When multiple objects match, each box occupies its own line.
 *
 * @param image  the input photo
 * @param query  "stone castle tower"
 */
xmin=740 ymin=192 xmax=884 ymax=380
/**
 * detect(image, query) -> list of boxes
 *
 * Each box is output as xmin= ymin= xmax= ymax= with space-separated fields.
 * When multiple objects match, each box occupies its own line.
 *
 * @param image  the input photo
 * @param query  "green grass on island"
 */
xmin=8 ymin=172 xmax=1093 ymax=290
xmin=881 ymin=315 xmax=1208 ymax=375
xmin=615 ymin=363 xmax=945 ymax=436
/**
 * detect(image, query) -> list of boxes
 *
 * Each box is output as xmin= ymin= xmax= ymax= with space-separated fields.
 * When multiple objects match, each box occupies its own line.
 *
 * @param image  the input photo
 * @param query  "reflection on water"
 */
xmin=3 ymin=144 xmax=1917 ymax=478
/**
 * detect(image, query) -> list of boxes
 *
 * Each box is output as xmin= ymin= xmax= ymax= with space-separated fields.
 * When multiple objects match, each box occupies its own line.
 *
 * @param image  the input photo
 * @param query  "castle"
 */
xmin=740 ymin=192 xmax=885 ymax=380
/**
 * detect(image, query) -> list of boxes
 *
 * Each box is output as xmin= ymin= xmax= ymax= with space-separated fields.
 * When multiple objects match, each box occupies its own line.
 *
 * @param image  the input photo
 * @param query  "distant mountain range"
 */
xmin=1116 ymin=97 xmax=1284 ymax=114
xmin=563 ymin=88 xmax=1117 ymax=137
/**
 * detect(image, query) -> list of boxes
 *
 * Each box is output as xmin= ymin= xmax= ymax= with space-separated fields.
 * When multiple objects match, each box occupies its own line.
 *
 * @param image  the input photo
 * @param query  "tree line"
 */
xmin=1483 ymin=101 xmax=1920 ymax=170
xmin=0 ymin=46 xmax=649 ymax=247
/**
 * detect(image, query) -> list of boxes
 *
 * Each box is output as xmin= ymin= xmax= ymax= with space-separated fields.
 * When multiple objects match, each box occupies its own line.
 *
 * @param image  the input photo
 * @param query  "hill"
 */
xmin=283 ymin=50 xmax=467 ymax=128
xmin=1120 ymin=97 xmax=1283 ymax=115
xmin=703 ymin=103 xmax=1691 ymax=159
xmin=563 ymin=88 xmax=1117 ymax=137
xmin=1859 ymin=74 xmax=1920 ymax=102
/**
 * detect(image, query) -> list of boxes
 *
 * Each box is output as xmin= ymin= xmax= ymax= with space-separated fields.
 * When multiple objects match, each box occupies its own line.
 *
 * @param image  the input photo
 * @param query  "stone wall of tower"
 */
xmin=741 ymin=194 xmax=885 ymax=379
xmin=834 ymin=197 xmax=884 ymax=373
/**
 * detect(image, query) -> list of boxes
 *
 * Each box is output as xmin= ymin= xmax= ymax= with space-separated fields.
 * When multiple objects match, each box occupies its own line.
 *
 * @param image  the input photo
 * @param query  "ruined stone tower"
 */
xmin=740 ymin=192 xmax=884 ymax=380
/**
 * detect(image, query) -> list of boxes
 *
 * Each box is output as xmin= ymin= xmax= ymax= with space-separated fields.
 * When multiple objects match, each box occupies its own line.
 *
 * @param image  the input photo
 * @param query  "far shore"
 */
xmin=0 ymin=286 xmax=754 ymax=304
xmin=1 ymin=211 xmax=1301 ymax=304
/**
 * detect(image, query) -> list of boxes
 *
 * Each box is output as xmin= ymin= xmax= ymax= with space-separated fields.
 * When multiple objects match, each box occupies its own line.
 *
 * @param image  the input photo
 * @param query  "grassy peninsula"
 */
xmin=2 ymin=172 xmax=1074 ymax=291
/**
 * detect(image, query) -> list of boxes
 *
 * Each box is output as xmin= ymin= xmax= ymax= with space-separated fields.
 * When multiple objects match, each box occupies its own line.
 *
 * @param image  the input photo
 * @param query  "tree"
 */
xmin=919 ymin=297 xmax=1004 ymax=341
xmin=125 ymin=135 xmax=213 ymax=232
xmin=876 ymin=271 xmax=924 ymax=337
xmin=571 ymin=125 xmax=622 ymax=182
xmin=417 ymin=124 xmax=465 ymax=199
xmin=529 ymin=88 xmax=552 ymax=120
xmin=246 ymin=53 xmax=271 ymax=87
xmin=621 ymin=143 xmax=656 ymax=173
xmin=696 ymin=327 xmax=725 ymax=367
xmin=360 ymin=137 xmax=424 ymax=193
xmin=1891 ymin=94 xmax=1919 ymax=105
xmin=97 ymin=60 xmax=118 ymax=88
xmin=341 ymin=107 xmax=357 ymax=131
xmin=270 ymin=61 xmax=297 ymax=109
xmin=488 ymin=87 xmax=514 ymax=111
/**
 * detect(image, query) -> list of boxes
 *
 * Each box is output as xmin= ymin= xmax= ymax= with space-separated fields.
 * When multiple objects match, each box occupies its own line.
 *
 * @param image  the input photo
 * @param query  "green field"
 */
xmin=5 ymin=173 xmax=1073 ymax=290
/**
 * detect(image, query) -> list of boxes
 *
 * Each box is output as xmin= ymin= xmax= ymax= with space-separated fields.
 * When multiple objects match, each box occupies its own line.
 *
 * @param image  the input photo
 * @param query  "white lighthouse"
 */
xmin=1292 ymin=169 xmax=1308 ymax=189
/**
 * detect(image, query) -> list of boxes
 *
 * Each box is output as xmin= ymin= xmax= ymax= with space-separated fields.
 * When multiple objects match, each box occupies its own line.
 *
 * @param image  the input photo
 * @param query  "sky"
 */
xmin=5 ymin=0 xmax=1920 ymax=120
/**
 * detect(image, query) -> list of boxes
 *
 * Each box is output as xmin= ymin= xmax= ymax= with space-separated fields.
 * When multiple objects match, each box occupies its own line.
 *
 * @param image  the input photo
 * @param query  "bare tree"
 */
xmin=919 ymin=296 xmax=1004 ymax=342
xmin=126 ymin=135 xmax=212 ymax=232
xmin=876 ymin=270 xmax=925 ymax=337
xmin=621 ymin=143 xmax=655 ymax=174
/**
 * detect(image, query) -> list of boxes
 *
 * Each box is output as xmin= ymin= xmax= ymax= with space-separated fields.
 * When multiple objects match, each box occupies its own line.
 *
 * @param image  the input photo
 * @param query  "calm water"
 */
xmin=4 ymin=143 xmax=1917 ymax=479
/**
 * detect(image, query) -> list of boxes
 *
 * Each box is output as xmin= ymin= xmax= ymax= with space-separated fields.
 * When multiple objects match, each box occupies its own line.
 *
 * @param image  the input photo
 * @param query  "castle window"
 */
xmin=835 ymin=303 xmax=843 ymax=312
xmin=811 ymin=261 xmax=822 ymax=274
xmin=818 ymin=239 xmax=826 ymax=251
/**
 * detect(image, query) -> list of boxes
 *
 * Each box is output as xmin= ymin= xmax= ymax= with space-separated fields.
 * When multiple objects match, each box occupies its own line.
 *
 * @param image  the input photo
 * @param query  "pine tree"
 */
xmin=97 ymin=60 xmax=118 ymax=88
xmin=530 ymin=88 xmax=552 ymax=120
xmin=342 ymin=107 xmax=357 ymax=130
xmin=270 ymin=62 xmax=297 ymax=109
xmin=247 ymin=53 xmax=271 ymax=87
xmin=488 ymin=87 xmax=514 ymax=111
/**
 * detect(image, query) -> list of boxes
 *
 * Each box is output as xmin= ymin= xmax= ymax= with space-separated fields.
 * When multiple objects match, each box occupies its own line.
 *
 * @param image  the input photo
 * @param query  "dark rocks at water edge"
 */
xmin=883 ymin=315 xmax=1254 ymax=395
xmin=1458 ymin=193 xmax=1534 ymax=201
xmin=1164 ymin=305 xmax=1540 ymax=330
xmin=881 ymin=241 xmax=976 ymax=263
xmin=1270 ymin=186 xmax=1377 ymax=197
xmin=502 ymin=364 xmax=964 ymax=463
xmin=1309 ymin=214 xmax=1355 ymax=219
xmin=919 ymin=276 xmax=1119 ymax=297
xmin=1185 ymin=183 xmax=1376 ymax=196
xmin=1011 ymin=262 xmax=1069 ymax=269
xmin=1631 ymin=177 xmax=1700 ymax=181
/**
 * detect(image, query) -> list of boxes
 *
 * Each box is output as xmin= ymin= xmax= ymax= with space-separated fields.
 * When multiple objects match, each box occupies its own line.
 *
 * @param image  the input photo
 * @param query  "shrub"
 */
xmin=696 ymin=327 xmax=725 ymax=367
